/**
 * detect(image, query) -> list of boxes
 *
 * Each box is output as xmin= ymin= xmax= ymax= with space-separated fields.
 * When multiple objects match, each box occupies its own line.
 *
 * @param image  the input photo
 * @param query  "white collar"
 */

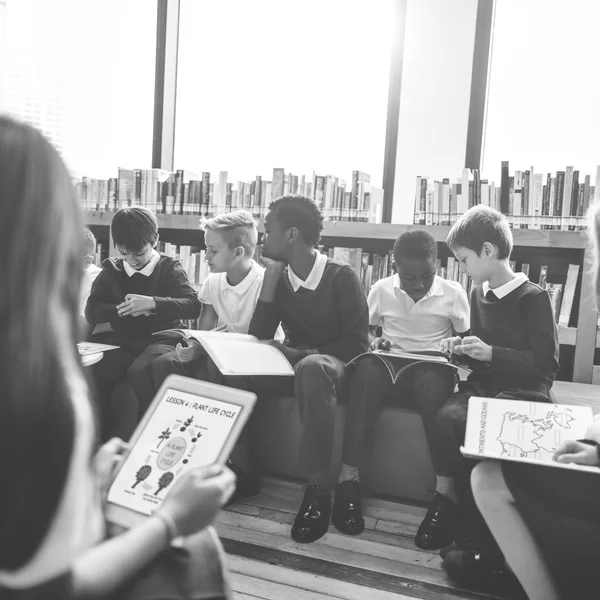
xmin=483 ymin=272 xmax=528 ymax=299
xmin=123 ymin=250 xmax=160 ymax=277
xmin=288 ymin=252 xmax=328 ymax=292
xmin=392 ymin=273 xmax=444 ymax=299
xmin=222 ymin=260 xmax=262 ymax=294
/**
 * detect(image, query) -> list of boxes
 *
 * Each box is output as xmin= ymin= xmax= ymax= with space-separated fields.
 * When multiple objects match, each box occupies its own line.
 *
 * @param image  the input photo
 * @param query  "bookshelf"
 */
xmin=84 ymin=211 xmax=598 ymax=384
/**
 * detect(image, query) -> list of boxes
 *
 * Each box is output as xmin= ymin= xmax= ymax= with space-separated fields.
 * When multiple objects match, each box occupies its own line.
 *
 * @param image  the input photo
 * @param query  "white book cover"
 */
xmin=462 ymin=397 xmax=599 ymax=473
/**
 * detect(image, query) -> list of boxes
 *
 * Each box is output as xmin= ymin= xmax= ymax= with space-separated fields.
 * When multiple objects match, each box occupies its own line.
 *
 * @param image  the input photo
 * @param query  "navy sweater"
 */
xmin=249 ymin=260 xmax=369 ymax=363
xmin=467 ymin=281 xmax=559 ymax=397
xmin=85 ymin=256 xmax=201 ymax=343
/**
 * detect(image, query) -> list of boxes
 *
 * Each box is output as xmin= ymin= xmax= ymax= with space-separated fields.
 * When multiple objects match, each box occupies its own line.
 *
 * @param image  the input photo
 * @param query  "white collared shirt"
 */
xmin=123 ymin=249 xmax=161 ymax=278
xmin=368 ymin=274 xmax=470 ymax=352
xmin=287 ymin=251 xmax=328 ymax=292
xmin=483 ymin=272 xmax=528 ymax=299
xmin=199 ymin=260 xmax=265 ymax=334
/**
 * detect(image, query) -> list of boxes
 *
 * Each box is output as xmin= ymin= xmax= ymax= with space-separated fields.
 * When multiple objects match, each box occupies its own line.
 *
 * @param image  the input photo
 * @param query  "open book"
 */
xmin=152 ymin=329 xmax=295 ymax=377
xmin=461 ymin=396 xmax=600 ymax=473
xmin=77 ymin=342 xmax=119 ymax=356
xmin=347 ymin=349 xmax=472 ymax=384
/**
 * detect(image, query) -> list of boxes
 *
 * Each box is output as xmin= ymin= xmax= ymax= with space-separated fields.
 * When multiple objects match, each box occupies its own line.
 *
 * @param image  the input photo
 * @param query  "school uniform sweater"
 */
xmin=467 ymin=281 xmax=559 ymax=397
xmin=249 ymin=259 xmax=369 ymax=363
xmin=85 ymin=255 xmax=201 ymax=343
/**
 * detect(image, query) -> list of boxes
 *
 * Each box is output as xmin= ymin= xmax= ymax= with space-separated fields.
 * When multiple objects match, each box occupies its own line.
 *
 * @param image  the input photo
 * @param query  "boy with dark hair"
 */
xmin=246 ymin=194 xmax=369 ymax=543
xmin=85 ymin=207 xmax=201 ymax=440
xmin=336 ymin=230 xmax=469 ymax=542
xmin=433 ymin=205 xmax=559 ymax=586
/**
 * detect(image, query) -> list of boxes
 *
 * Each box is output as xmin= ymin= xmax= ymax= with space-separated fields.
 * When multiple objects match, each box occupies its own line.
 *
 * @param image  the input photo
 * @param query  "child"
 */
xmin=141 ymin=210 xmax=269 ymax=416
xmin=431 ymin=205 xmax=559 ymax=587
xmin=85 ymin=207 xmax=201 ymax=440
xmin=0 ymin=116 xmax=234 ymax=599
xmin=336 ymin=230 xmax=469 ymax=541
xmin=471 ymin=203 xmax=600 ymax=600
xmin=245 ymin=194 xmax=369 ymax=543
xmin=79 ymin=227 xmax=102 ymax=339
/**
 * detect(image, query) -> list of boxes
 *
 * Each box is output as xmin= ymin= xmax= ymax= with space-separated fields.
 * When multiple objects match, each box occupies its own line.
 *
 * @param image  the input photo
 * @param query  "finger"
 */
xmin=555 ymin=452 xmax=585 ymax=464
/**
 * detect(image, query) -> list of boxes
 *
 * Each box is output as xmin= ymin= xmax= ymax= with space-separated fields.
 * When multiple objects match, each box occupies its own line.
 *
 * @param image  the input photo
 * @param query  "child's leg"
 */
xmin=341 ymin=356 xmax=394 ymax=481
xmin=471 ymin=461 xmax=560 ymax=600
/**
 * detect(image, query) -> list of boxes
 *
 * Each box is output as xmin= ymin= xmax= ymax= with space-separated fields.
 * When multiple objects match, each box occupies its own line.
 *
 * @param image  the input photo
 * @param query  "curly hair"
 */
xmin=268 ymin=194 xmax=324 ymax=247
xmin=393 ymin=230 xmax=438 ymax=263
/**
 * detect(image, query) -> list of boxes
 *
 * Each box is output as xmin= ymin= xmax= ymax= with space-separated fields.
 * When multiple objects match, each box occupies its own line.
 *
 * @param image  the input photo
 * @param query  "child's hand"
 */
xmin=454 ymin=336 xmax=493 ymax=362
xmin=262 ymin=340 xmax=303 ymax=366
xmin=95 ymin=437 xmax=129 ymax=500
xmin=370 ymin=337 xmax=391 ymax=351
xmin=260 ymin=256 xmax=286 ymax=274
xmin=117 ymin=294 xmax=156 ymax=317
xmin=441 ymin=336 xmax=463 ymax=355
xmin=554 ymin=441 xmax=600 ymax=466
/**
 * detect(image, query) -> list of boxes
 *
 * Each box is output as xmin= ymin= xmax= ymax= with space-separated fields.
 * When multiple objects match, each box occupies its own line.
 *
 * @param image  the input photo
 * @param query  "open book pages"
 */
xmin=153 ymin=329 xmax=294 ymax=377
xmin=372 ymin=349 xmax=450 ymax=363
xmin=461 ymin=396 xmax=599 ymax=473
xmin=77 ymin=342 xmax=119 ymax=356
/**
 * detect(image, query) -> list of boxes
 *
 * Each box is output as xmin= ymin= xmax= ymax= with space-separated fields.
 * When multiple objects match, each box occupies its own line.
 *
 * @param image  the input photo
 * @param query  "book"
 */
xmin=77 ymin=342 xmax=119 ymax=356
xmin=558 ymin=264 xmax=580 ymax=327
xmin=546 ymin=283 xmax=563 ymax=323
xmin=461 ymin=396 xmax=599 ymax=473
xmin=151 ymin=330 xmax=294 ymax=377
xmin=347 ymin=349 xmax=472 ymax=384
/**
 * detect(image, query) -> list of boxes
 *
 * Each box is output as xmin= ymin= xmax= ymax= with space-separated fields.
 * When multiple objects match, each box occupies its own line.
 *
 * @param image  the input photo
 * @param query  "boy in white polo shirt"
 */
xmin=335 ymin=230 xmax=469 ymax=544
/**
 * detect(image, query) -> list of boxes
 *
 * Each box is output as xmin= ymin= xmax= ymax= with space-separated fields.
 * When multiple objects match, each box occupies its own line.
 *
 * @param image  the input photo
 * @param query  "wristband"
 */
xmin=153 ymin=511 xmax=179 ymax=543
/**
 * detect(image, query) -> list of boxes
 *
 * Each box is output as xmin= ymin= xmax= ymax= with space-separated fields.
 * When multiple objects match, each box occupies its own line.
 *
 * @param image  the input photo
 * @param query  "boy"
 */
xmin=433 ymin=205 xmax=559 ymax=587
xmin=85 ymin=207 xmax=201 ymax=440
xmin=245 ymin=194 xmax=369 ymax=543
xmin=336 ymin=230 xmax=469 ymax=542
xmin=142 ymin=210 xmax=269 ymax=409
xmin=80 ymin=228 xmax=102 ymax=338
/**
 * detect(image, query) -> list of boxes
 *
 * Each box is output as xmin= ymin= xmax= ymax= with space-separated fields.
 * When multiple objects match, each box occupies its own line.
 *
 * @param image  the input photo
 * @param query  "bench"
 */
xmin=251 ymin=380 xmax=600 ymax=504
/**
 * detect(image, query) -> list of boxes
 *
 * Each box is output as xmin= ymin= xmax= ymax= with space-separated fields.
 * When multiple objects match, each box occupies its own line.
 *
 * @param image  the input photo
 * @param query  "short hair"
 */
xmin=446 ymin=205 xmax=513 ymax=259
xmin=111 ymin=207 xmax=159 ymax=252
xmin=393 ymin=230 xmax=438 ymax=263
xmin=83 ymin=227 xmax=96 ymax=257
xmin=268 ymin=194 xmax=323 ymax=247
xmin=201 ymin=210 xmax=258 ymax=256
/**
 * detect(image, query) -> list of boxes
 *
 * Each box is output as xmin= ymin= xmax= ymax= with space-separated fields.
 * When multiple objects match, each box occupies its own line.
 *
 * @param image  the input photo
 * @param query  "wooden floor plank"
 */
xmin=233 ymin=593 xmax=267 ymax=600
xmin=228 ymin=554 xmax=418 ymax=600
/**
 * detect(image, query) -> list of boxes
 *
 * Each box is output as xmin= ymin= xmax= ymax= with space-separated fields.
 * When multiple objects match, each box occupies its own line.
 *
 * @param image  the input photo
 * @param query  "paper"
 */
xmin=462 ymin=396 xmax=599 ymax=472
xmin=77 ymin=342 xmax=119 ymax=356
xmin=108 ymin=387 xmax=242 ymax=516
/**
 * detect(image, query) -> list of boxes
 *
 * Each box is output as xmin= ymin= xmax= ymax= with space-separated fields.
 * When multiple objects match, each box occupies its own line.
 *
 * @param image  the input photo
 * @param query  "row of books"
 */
xmin=324 ymin=245 xmax=580 ymax=327
xmin=157 ymin=242 xmax=210 ymax=290
xmin=74 ymin=167 xmax=384 ymax=224
xmin=413 ymin=163 xmax=600 ymax=231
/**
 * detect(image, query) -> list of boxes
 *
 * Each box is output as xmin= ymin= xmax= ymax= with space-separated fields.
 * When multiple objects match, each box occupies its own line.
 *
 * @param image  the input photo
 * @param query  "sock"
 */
xmin=338 ymin=463 xmax=360 ymax=484
xmin=435 ymin=475 xmax=457 ymax=504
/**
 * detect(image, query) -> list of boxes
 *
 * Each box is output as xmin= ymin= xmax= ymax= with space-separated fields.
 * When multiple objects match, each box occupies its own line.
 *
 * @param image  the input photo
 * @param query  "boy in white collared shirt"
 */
xmin=338 ymin=230 xmax=469 ymax=541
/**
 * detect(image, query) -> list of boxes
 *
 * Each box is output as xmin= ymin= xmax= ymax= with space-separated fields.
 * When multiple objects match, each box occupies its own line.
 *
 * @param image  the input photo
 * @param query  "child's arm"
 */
xmin=249 ymin=260 xmax=284 ymax=340
xmin=489 ymin=290 xmax=559 ymax=378
xmin=197 ymin=304 xmax=218 ymax=331
xmin=153 ymin=261 xmax=201 ymax=319
xmin=85 ymin=268 xmax=119 ymax=324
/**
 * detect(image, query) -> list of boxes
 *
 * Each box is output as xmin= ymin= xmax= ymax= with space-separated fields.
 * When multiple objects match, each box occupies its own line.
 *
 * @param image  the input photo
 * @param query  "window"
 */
xmin=174 ymin=0 xmax=394 ymax=188
xmin=5 ymin=0 xmax=157 ymax=178
xmin=483 ymin=0 xmax=600 ymax=178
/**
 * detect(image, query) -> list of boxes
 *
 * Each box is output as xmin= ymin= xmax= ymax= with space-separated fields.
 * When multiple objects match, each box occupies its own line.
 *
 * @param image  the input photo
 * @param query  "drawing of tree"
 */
xmin=155 ymin=471 xmax=175 ymax=496
xmin=132 ymin=465 xmax=152 ymax=488
xmin=157 ymin=428 xmax=171 ymax=448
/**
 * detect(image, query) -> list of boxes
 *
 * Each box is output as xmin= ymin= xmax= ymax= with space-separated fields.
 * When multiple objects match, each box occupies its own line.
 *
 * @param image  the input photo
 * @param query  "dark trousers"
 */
xmin=342 ymin=356 xmax=456 ymax=474
xmin=437 ymin=382 xmax=551 ymax=543
xmin=221 ymin=354 xmax=347 ymax=482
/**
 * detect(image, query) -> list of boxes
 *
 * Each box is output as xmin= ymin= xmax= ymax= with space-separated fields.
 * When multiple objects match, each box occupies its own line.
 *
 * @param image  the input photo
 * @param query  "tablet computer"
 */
xmin=105 ymin=374 xmax=256 ymax=529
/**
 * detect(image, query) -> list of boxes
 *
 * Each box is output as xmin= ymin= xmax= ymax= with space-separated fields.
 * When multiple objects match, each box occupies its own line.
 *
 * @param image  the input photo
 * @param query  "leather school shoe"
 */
xmin=332 ymin=480 xmax=365 ymax=535
xmin=225 ymin=461 xmax=260 ymax=506
xmin=291 ymin=485 xmax=331 ymax=543
xmin=443 ymin=545 xmax=510 ymax=591
xmin=415 ymin=492 xmax=457 ymax=550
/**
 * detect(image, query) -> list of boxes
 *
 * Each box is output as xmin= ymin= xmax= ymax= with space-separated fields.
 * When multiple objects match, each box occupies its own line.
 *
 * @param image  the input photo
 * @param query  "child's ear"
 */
xmin=482 ymin=242 xmax=496 ymax=258
xmin=288 ymin=227 xmax=299 ymax=244
xmin=234 ymin=246 xmax=245 ymax=259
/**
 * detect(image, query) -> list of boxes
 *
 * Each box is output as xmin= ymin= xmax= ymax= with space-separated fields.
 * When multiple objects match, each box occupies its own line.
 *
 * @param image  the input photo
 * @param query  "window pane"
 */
xmin=483 ymin=0 xmax=600 ymax=177
xmin=175 ymin=0 xmax=394 ymax=188
xmin=5 ymin=0 xmax=157 ymax=177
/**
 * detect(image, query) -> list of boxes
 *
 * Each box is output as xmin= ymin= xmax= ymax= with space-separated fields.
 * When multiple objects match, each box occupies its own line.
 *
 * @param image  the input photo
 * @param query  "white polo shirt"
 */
xmin=198 ymin=260 xmax=265 ymax=334
xmin=483 ymin=272 xmax=528 ymax=298
xmin=368 ymin=274 xmax=470 ymax=352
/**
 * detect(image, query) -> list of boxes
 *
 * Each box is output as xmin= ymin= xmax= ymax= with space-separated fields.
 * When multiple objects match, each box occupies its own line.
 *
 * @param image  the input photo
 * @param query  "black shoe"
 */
xmin=291 ymin=485 xmax=331 ymax=543
xmin=332 ymin=480 xmax=365 ymax=536
xmin=415 ymin=492 xmax=457 ymax=550
xmin=226 ymin=461 xmax=260 ymax=506
xmin=443 ymin=545 xmax=509 ymax=591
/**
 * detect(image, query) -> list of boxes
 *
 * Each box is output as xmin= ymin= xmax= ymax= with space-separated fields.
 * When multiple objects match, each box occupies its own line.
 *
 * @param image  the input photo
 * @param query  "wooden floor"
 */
xmin=217 ymin=477 xmax=521 ymax=600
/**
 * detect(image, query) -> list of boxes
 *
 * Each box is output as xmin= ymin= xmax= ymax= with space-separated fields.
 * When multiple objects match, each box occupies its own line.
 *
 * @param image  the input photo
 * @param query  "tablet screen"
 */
xmin=107 ymin=386 xmax=242 ymax=516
